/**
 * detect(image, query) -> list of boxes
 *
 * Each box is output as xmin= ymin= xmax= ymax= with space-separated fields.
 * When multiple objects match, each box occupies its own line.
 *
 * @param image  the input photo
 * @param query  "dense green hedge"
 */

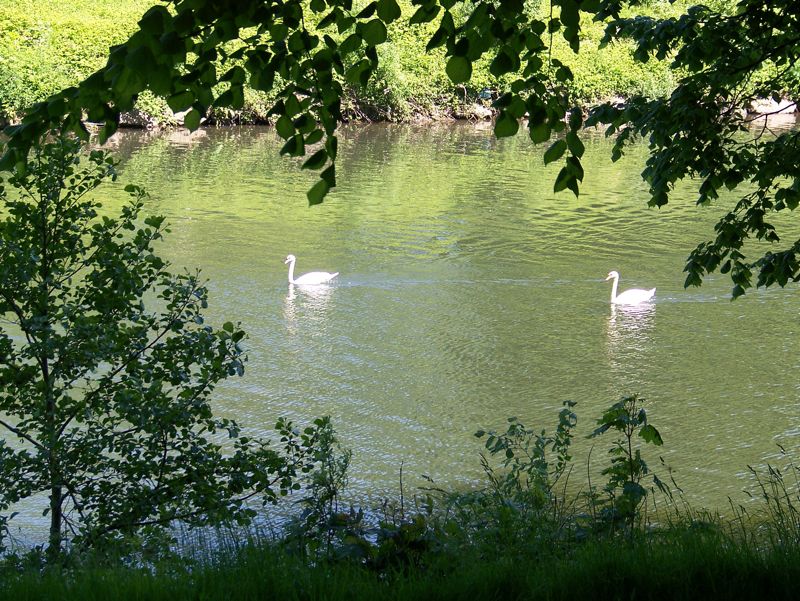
xmin=0 ymin=0 xmax=684 ymax=125
xmin=0 ymin=1 xmax=152 ymax=119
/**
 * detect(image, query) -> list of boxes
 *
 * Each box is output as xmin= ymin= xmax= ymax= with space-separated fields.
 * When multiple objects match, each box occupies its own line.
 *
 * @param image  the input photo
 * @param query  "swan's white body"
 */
xmin=606 ymin=270 xmax=655 ymax=305
xmin=284 ymin=254 xmax=338 ymax=285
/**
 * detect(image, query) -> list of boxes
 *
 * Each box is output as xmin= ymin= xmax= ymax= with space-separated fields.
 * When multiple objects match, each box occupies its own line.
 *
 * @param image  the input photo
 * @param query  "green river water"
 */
xmin=9 ymin=122 xmax=800 ymax=540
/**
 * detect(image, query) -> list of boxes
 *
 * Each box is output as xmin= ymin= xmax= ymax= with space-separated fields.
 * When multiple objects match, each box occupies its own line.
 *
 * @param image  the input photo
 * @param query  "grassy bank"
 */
xmin=0 ymin=0 xmax=683 ymax=125
xmin=3 ymin=396 xmax=800 ymax=600
xmin=3 ymin=521 xmax=800 ymax=601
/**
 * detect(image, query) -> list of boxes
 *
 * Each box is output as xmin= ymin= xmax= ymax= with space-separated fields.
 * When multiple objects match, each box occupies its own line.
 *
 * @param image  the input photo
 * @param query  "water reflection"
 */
xmin=283 ymin=283 xmax=336 ymax=332
xmin=605 ymin=303 xmax=656 ymax=390
xmin=102 ymin=123 xmax=800 ymax=514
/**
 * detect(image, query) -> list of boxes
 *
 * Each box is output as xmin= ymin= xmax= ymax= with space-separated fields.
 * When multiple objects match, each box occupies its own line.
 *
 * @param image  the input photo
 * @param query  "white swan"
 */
xmin=605 ymin=270 xmax=655 ymax=305
xmin=284 ymin=254 xmax=338 ymax=285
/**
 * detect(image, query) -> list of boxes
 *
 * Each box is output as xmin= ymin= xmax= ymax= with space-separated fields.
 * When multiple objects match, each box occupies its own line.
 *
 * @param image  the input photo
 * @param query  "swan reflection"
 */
xmin=283 ymin=283 xmax=335 ymax=331
xmin=605 ymin=303 xmax=656 ymax=388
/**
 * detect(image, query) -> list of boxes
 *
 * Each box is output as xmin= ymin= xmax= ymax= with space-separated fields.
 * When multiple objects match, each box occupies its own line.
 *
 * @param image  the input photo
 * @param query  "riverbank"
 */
xmin=4 ymin=506 xmax=800 ymax=600
xmin=4 ymin=392 xmax=800 ymax=599
xmin=0 ymin=0 xmax=684 ymax=127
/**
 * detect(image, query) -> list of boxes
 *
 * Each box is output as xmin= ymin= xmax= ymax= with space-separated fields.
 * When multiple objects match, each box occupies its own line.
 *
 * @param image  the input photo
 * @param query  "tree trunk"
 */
xmin=47 ymin=482 xmax=62 ymax=562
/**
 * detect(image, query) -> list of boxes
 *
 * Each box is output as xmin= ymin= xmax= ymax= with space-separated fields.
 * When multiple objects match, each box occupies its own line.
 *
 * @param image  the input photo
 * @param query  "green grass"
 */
xmin=0 ymin=0 xmax=156 ymax=118
xmin=4 ymin=523 xmax=800 ymax=601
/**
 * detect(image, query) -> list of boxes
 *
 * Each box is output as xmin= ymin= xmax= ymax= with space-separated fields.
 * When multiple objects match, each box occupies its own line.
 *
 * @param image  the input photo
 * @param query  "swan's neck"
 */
xmin=609 ymin=276 xmax=619 ymax=303
xmin=287 ymin=259 xmax=296 ymax=284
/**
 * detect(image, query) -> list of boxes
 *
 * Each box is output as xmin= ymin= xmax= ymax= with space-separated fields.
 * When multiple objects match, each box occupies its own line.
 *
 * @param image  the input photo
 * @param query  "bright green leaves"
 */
xmin=1 ymin=0 xmax=416 ymax=210
xmin=446 ymin=56 xmax=472 ymax=84
xmin=539 ymin=107 xmax=584 ymax=197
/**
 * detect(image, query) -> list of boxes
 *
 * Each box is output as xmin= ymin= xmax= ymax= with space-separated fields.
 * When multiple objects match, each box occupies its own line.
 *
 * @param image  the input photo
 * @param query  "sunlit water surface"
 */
xmin=8 ymin=122 xmax=800 ymax=543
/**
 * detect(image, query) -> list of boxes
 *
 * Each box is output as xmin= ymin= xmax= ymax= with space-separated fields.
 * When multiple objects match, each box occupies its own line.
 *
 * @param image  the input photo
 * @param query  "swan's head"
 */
xmin=606 ymin=270 xmax=619 ymax=281
xmin=284 ymin=254 xmax=296 ymax=264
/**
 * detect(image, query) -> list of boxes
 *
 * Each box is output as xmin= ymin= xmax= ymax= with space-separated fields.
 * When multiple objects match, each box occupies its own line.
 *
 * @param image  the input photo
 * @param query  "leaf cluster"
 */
xmin=588 ymin=394 xmax=669 ymax=526
xmin=476 ymin=400 xmax=577 ymax=509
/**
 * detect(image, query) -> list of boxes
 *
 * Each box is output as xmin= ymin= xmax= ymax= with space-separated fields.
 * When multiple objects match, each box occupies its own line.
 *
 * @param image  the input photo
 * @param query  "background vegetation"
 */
xmin=0 ymin=0 xmax=682 ymax=124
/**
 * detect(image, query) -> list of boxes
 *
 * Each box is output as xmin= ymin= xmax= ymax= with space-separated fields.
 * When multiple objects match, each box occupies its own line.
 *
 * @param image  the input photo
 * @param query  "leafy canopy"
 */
xmin=1 ymin=0 xmax=799 ymax=295
xmin=0 ymin=136 xmax=327 ymax=560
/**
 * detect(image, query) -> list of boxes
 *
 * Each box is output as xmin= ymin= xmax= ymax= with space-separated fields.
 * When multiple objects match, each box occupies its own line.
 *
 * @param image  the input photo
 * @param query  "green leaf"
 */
xmin=490 ymin=47 xmax=520 ymax=77
xmin=377 ymin=0 xmax=402 ymax=23
xmin=409 ymin=4 xmax=440 ymax=24
xmin=340 ymin=33 xmax=362 ymax=55
xmin=138 ymin=5 xmax=170 ymax=34
xmin=305 ymin=129 xmax=324 ymax=145
xmin=554 ymin=167 xmax=573 ymax=193
xmin=285 ymin=95 xmax=301 ymax=117
xmin=317 ymin=10 xmax=337 ymax=29
xmin=356 ymin=2 xmax=377 ymax=18
xmin=167 ymin=91 xmax=194 ymax=113
xmin=307 ymin=178 xmax=330 ymax=205
xmin=320 ymin=164 xmax=336 ymax=187
xmin=230 ymin=86 xmax=245 ymax=110
xmin=445 ymin=56 xmax=472 ymax=84
xmin=276 ymin=115 xmax=295 ymax=139
xmin=125 ymin=46 xmax=156 ymax=74
xmin=360 ymin=19 xmax=388 ymax=45
xmin=566 ymin=156 xmax=584 ymax=181
xmin=566 ymin=131 xmax=585 ymax=158
xmin=280 ymin=134 xmax=305 ymax=157
xmin=302 ymin=148 xmax=328 ymax=170
xmin=529 ymin=122 xmax=550 ymax=144
xmin=555 ymin=65 xmax=573 ymax=82
xmin=494 ymin=112 xmax=519 ymax=138
xmin=183 ymin=108 xmax=201 ymax=131
xmin=426 ymin=27 xmax=447 ymax=52
xmin=543 ymin=139 xmax=567 ymax=165
xmin=98 ymin=120 xmax=118 ymax=145
xmin=560 ymin=0 xmax=580 ymax=29
xmin=325 ymin=135 xmax=338 ymax=161
xmin=639 ymin=424 xmax=663 ymax=446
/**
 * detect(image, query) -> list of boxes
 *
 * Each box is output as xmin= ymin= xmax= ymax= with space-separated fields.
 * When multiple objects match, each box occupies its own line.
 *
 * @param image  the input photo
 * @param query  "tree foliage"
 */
xmin=1 ymin=0 xmax=799 ymax=295
xmin=0 ymin=136 xmax=325 ymax=561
